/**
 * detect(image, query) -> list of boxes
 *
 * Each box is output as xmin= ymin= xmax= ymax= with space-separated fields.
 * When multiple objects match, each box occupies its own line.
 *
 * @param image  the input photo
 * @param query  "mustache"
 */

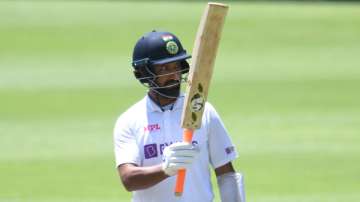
xmin=164 ymin=79 xmax=180 ymax=87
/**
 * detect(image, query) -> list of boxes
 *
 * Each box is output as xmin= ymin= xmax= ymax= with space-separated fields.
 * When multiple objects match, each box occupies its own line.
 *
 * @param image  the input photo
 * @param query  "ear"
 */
xmin=133 ymin=69 xmax=149 ymax=84
xmin=181 ymin=60 xmax=190 ymax=73
xmin=133 ymin=69 xmax=142 ymax=79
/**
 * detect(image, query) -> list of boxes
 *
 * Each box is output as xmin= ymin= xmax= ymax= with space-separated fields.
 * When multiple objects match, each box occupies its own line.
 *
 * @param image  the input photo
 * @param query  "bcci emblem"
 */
xmin=166 ymin=41 xmax=179 ymax=55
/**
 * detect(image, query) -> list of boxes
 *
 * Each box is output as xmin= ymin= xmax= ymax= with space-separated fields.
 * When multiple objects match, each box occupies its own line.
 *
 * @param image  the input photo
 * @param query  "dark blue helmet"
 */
xmin=132 ymin=30 xmax=191 ymax=84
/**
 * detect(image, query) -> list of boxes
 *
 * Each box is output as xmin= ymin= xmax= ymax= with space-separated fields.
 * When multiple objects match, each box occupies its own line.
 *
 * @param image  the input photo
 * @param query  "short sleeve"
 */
xmin=207 ymin=103 xmax=238 ymax=169
xmin=113 ymin=116 xmax=141 ymax=167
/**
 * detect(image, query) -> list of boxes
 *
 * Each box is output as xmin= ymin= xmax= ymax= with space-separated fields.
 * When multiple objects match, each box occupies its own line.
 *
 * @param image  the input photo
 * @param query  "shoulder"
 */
xmin=204 ymin=101 xmax=218 ymax=117
xmin=205 ymin=101 xmax=216 ymax=111
xmin=114 ymin=97 xmax=147 ymax=132
xmin=200 ymin=101 xmax=222 ymax=129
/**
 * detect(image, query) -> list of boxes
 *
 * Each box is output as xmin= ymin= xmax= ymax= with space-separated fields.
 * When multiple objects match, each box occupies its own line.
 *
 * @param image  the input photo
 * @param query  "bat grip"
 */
xmin=174 ymin=128 xmax=194 ymax=196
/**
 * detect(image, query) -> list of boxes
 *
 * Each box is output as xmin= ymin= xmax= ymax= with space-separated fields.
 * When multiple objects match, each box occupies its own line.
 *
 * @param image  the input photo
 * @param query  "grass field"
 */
xmin=1 ymin=1 xmax=360 ymax=202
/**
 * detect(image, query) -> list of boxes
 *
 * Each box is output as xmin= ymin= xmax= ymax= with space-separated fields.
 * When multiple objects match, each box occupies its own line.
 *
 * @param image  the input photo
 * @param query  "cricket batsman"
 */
xmin=113 ymin=30 xmax=246 ymax=202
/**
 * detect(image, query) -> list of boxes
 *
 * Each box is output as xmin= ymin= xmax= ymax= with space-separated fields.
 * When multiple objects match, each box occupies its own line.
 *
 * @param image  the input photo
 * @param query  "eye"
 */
xmin=160 ymin=66 xmax=167 ymax=72
xmin=156 ymin=63 xmax=181 ymax=74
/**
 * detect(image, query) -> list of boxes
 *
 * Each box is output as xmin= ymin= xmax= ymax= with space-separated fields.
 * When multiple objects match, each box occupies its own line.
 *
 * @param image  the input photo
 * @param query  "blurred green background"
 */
xmin=1 ymin=1 xmax=360 ymax=202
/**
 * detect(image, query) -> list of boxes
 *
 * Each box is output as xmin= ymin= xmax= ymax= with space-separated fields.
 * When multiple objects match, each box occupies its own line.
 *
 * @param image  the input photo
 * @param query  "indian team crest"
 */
xmin=166 ymin=41 xmax=179 ymax=55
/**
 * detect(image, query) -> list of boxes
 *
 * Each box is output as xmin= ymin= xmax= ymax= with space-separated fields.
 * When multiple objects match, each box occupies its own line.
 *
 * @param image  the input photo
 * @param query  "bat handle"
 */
xmin=174 ymin=128 xmax=194 ymax=196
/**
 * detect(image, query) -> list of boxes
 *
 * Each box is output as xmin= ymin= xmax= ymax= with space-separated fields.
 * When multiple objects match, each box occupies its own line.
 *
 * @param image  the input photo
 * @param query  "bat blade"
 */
xmin=181 ymin=2 xmax=229 ymax=130
xmin=175 ymin=2 xmax=229 ymax=196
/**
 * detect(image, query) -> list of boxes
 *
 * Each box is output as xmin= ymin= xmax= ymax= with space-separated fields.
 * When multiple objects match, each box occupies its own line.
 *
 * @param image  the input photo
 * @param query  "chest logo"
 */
xmin=144 ymin=144 xmax=158 ymax=159
xmin=144 ymin=124 xmax=161 ymax=133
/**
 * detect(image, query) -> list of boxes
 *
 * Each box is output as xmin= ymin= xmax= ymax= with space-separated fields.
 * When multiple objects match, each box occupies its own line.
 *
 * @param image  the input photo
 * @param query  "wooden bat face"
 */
xmin=181 ymin=3 xmax=229 ymax=130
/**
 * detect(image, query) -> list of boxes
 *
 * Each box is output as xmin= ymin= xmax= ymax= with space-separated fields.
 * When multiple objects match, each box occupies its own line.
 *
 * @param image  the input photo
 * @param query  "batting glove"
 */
xmin=162 ymin=142 xmax=200 ymax=176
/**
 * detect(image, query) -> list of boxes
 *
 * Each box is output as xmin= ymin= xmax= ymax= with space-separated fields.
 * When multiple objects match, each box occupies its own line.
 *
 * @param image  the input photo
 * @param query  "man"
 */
xmin=114 ymin=30 xmax=245 ymax=202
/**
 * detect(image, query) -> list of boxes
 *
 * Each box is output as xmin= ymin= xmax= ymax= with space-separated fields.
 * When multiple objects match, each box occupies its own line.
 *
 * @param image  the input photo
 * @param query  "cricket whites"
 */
xmin=174 ymin=2 xmax=229 ymax=196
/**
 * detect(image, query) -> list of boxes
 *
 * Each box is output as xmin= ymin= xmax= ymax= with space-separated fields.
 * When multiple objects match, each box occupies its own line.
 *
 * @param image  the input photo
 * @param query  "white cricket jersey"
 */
xmin=113 ymin=94 xmax=238 ymax=202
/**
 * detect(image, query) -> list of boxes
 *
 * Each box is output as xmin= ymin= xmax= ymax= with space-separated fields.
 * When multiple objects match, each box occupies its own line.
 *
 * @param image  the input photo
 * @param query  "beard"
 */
xmin=156 ymin=79 xmax=181 ymax=98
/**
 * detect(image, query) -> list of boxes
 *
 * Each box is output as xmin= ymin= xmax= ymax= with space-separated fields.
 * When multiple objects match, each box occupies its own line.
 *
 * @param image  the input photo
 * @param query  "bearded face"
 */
xmin=150 ymin=61 xmax=183 ymax=98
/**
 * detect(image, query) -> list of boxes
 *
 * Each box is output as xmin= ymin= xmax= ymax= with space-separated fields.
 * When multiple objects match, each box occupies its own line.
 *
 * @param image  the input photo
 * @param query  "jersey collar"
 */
xmin=146 ymin=93 xmax=184 ymax=112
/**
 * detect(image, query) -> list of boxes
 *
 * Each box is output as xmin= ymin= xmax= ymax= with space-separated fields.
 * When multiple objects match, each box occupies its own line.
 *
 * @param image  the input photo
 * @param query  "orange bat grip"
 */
xmin=174 ymin=128 xmax=194 ymax=196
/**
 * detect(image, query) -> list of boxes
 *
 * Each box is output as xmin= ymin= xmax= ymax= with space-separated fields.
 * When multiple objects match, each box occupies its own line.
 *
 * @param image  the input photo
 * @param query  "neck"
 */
xmin=148 ymin=91 xmax=176 ymax=106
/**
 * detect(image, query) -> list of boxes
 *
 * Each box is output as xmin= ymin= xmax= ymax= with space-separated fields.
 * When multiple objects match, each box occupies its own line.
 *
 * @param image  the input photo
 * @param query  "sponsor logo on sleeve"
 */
xmin=225 ymin=146 xmax=235 ymax=155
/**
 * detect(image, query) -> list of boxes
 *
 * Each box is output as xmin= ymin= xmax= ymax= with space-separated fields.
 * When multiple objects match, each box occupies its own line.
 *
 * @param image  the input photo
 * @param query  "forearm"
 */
xmin=119 ymin=164 xmax=169 ymax=191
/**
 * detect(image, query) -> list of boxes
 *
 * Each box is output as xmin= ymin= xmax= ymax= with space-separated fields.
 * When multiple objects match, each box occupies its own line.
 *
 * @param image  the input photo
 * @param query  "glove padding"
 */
xmin=162 ymin=142 xmax=200 ymax=176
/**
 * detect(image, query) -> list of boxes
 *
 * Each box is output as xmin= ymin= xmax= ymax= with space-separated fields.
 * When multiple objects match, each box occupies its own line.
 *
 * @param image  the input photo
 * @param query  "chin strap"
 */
xmin=149 ymin=88 xmax=178 ymax=99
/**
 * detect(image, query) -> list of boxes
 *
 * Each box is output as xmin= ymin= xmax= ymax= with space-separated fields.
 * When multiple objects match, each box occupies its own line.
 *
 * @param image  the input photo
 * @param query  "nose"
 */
xmin=171 ymin=70 xmax=181 ymax=80
xmin=167 ymin=65 xmax=181 ymax=81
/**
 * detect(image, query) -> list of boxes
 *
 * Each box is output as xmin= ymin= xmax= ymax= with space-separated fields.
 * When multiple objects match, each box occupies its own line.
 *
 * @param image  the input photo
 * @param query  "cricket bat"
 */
xmin=174 ymin=2 xmax=229 ymax=196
